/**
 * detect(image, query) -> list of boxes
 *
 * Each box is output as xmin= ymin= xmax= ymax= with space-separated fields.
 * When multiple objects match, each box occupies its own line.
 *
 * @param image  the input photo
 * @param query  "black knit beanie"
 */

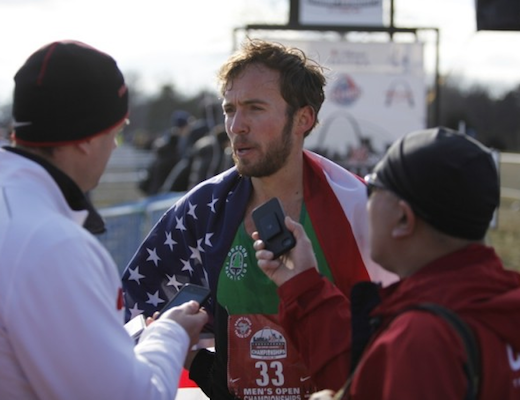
xmin=12 ymin=40 xmax=129 ymax=146
xmin=371 ymin=127 xmax=500 ymax=240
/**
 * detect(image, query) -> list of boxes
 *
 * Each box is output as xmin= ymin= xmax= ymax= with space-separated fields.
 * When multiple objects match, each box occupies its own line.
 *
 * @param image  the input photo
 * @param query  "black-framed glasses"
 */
xmin=364 ymin=173 xmax=387 ymax=198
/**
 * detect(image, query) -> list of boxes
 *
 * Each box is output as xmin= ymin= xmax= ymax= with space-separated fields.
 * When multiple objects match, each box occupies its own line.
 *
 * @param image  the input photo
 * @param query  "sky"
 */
xmin=1 ymin=0 xmax=520 ymax=109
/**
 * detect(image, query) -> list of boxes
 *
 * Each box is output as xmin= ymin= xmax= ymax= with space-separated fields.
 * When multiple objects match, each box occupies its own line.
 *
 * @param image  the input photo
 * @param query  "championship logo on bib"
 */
xmin=228 ymin=314 xmax=317 ymax=399
xmin=250 ymin=327 xmax=287 ymax=360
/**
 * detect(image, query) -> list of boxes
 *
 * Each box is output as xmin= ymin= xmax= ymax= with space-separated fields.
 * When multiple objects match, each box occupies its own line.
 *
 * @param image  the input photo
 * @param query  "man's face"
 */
xmin=367 ymin=187 xmax=402 ymax=270
xmin=83 ymin=120 xmax=125 ymax=191
xmin=222 ymin=64 xmax=295 ymax=177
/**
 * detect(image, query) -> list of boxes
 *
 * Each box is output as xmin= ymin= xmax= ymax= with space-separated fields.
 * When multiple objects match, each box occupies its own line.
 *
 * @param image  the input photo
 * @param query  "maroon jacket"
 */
xmin=277 ymin=244 xmax=520 ymax=399
xmin=277 ymin=268 xmax=352 ymax=391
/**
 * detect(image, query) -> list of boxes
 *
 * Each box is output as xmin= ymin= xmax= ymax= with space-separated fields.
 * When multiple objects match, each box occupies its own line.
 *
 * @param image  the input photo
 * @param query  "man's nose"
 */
xmin=228 ymin=110 xmax=248 ymax=135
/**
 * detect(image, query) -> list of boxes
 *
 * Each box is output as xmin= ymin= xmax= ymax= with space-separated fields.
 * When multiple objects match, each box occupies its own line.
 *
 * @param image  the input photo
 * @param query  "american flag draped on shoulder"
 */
xmin=122 ymin=164 xmax=250 ymax=321
xmin=121 ymin=150 xmax=396 ymax=322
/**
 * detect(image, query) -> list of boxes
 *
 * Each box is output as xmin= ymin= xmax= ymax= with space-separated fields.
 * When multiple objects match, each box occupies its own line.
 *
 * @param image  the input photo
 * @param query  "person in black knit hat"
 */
xmin=255 ymin=127 xmax=520 ymax=400
xmin=12 ymin=40 xmax=129 ymax=147
xmin=0 ymin=40 xmax=208 ymax=400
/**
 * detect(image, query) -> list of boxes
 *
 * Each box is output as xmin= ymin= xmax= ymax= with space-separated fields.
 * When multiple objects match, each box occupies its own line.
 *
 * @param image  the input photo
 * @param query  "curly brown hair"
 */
xmin=217 ymin=39 xmax=327 ymax=137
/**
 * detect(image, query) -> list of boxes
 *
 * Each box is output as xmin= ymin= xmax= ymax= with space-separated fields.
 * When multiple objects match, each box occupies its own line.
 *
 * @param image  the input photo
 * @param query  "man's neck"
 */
xmin=395 ymin=232 xmax=478 ymax=278
xmin=243 ymin=156 xmax=304 ymax=235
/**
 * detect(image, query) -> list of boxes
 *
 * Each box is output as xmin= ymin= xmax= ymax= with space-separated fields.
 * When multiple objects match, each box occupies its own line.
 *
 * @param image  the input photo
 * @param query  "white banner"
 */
xmin=299 ymin=0 xmax=384 ymax=26
xmin=278 ymin=39 xmax=426 ymax=173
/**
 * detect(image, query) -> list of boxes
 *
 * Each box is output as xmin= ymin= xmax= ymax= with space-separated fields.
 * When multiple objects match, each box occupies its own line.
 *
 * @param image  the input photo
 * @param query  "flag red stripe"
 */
xmin=303 ymin=152 xmax=370 ymax=297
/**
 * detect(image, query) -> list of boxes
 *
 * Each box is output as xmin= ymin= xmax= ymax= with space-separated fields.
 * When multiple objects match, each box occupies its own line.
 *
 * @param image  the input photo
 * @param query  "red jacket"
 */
xmin=353 ymin=244 xmax=520 ymax=399
xmin=277 ymin=268 xmax=352 ymax=391
xmin=278 ymin=244 xmax=520 ymax=399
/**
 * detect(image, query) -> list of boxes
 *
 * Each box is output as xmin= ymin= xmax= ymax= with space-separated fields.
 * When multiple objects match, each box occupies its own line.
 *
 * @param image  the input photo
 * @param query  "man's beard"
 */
xmin=233 ymin=117 xmax=294 ymax=178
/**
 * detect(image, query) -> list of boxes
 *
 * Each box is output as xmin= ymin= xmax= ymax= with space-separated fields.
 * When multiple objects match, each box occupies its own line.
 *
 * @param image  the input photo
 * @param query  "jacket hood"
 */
xmin=374 ymin=244 xmax=520 ymax=349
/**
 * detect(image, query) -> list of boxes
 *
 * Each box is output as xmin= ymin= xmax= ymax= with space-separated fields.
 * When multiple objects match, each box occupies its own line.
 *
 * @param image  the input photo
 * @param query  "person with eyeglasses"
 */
xmin=255 ymin=127 xmax=520 ymax=400
xmin=0 ymin=41 xmax=208 ymax=400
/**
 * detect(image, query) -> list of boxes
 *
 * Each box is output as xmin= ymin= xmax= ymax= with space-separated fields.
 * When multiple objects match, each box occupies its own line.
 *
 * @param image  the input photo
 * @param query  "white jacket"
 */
xmin=0 ymin=148 xmax=188 ymax=400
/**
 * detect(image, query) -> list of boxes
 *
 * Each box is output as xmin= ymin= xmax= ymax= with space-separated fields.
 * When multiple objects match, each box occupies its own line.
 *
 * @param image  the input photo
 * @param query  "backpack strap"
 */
xmin=402 ymin=303 xmax=481 ymax=400
xmin=336 ymin=302 xmax=481 ymax=400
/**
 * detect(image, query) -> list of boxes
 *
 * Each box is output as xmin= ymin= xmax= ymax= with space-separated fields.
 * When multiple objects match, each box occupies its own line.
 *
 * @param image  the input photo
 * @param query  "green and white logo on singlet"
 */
xmin=224 ymin=244 xmax=248 ymax=281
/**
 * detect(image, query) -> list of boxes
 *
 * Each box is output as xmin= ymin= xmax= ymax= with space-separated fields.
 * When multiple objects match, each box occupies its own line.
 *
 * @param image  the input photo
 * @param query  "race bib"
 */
xmin=228 ymin=314 xmax=317 ymax=399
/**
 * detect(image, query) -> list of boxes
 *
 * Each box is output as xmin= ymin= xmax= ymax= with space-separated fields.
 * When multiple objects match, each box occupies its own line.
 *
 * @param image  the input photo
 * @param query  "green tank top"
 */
xmin=217 ymin=203 xmax=334 ymax=314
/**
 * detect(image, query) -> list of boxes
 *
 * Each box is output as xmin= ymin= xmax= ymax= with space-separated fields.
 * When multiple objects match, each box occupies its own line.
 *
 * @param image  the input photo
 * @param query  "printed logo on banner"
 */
xmin=250 ymin=327 xmax=287 ymax=360
xmin=330 ymin=74 xmax=361 ymax=106
xmin=225 ymin=245 xmax=248 ymax=281
xmin=385 ymin=79 xmax=415 ymax=107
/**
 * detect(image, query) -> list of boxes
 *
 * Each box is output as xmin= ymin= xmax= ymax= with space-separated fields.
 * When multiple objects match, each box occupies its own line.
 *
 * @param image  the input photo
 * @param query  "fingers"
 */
xmin=253 ymin=216 xmax=302 ymax=258
xmin=145 ymin=310 xmax=161 ymax=326
xmin=196 ymin=309 xmax=209 ymax=325
xmin=254 ymin=215 xmax=316 ymax=287
xmin=177 ymin=300 xmax=201 ymax=314
xmin=160 ymin=300 xmax=207 ymax=322
xmin=256 ymin=258 xmax=282 ymax=275
xmin=253 ymin=236 xmax=274 ymax=263
xmin=184 ymin=301 xmax=209 ymax=323
xmin=284 ymin=216 xmax=305 ymax=240
xmin=160 ymin=301 xmax=209 ymax=345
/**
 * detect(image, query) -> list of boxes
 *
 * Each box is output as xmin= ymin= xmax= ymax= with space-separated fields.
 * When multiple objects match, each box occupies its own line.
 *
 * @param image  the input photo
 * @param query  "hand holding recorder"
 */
xmin=125 ymin=284 xmax=210 ymax=346
xmin=253 ymin=198 xmax=319 ymax=287
xmin=252 ymin=197 xmax=296 ymax=259
xmin=159 ymin=301 xmax=208 ymax=348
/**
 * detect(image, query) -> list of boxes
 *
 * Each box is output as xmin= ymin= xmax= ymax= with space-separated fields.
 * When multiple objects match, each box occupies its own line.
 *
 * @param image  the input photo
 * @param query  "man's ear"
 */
xmin=295 ymin=105 xmax=315 ymax=134
xmin=75 ymin=139 xmax=92 ymax=155
xmin=391 ymin=200 xmax=416 ymax=238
